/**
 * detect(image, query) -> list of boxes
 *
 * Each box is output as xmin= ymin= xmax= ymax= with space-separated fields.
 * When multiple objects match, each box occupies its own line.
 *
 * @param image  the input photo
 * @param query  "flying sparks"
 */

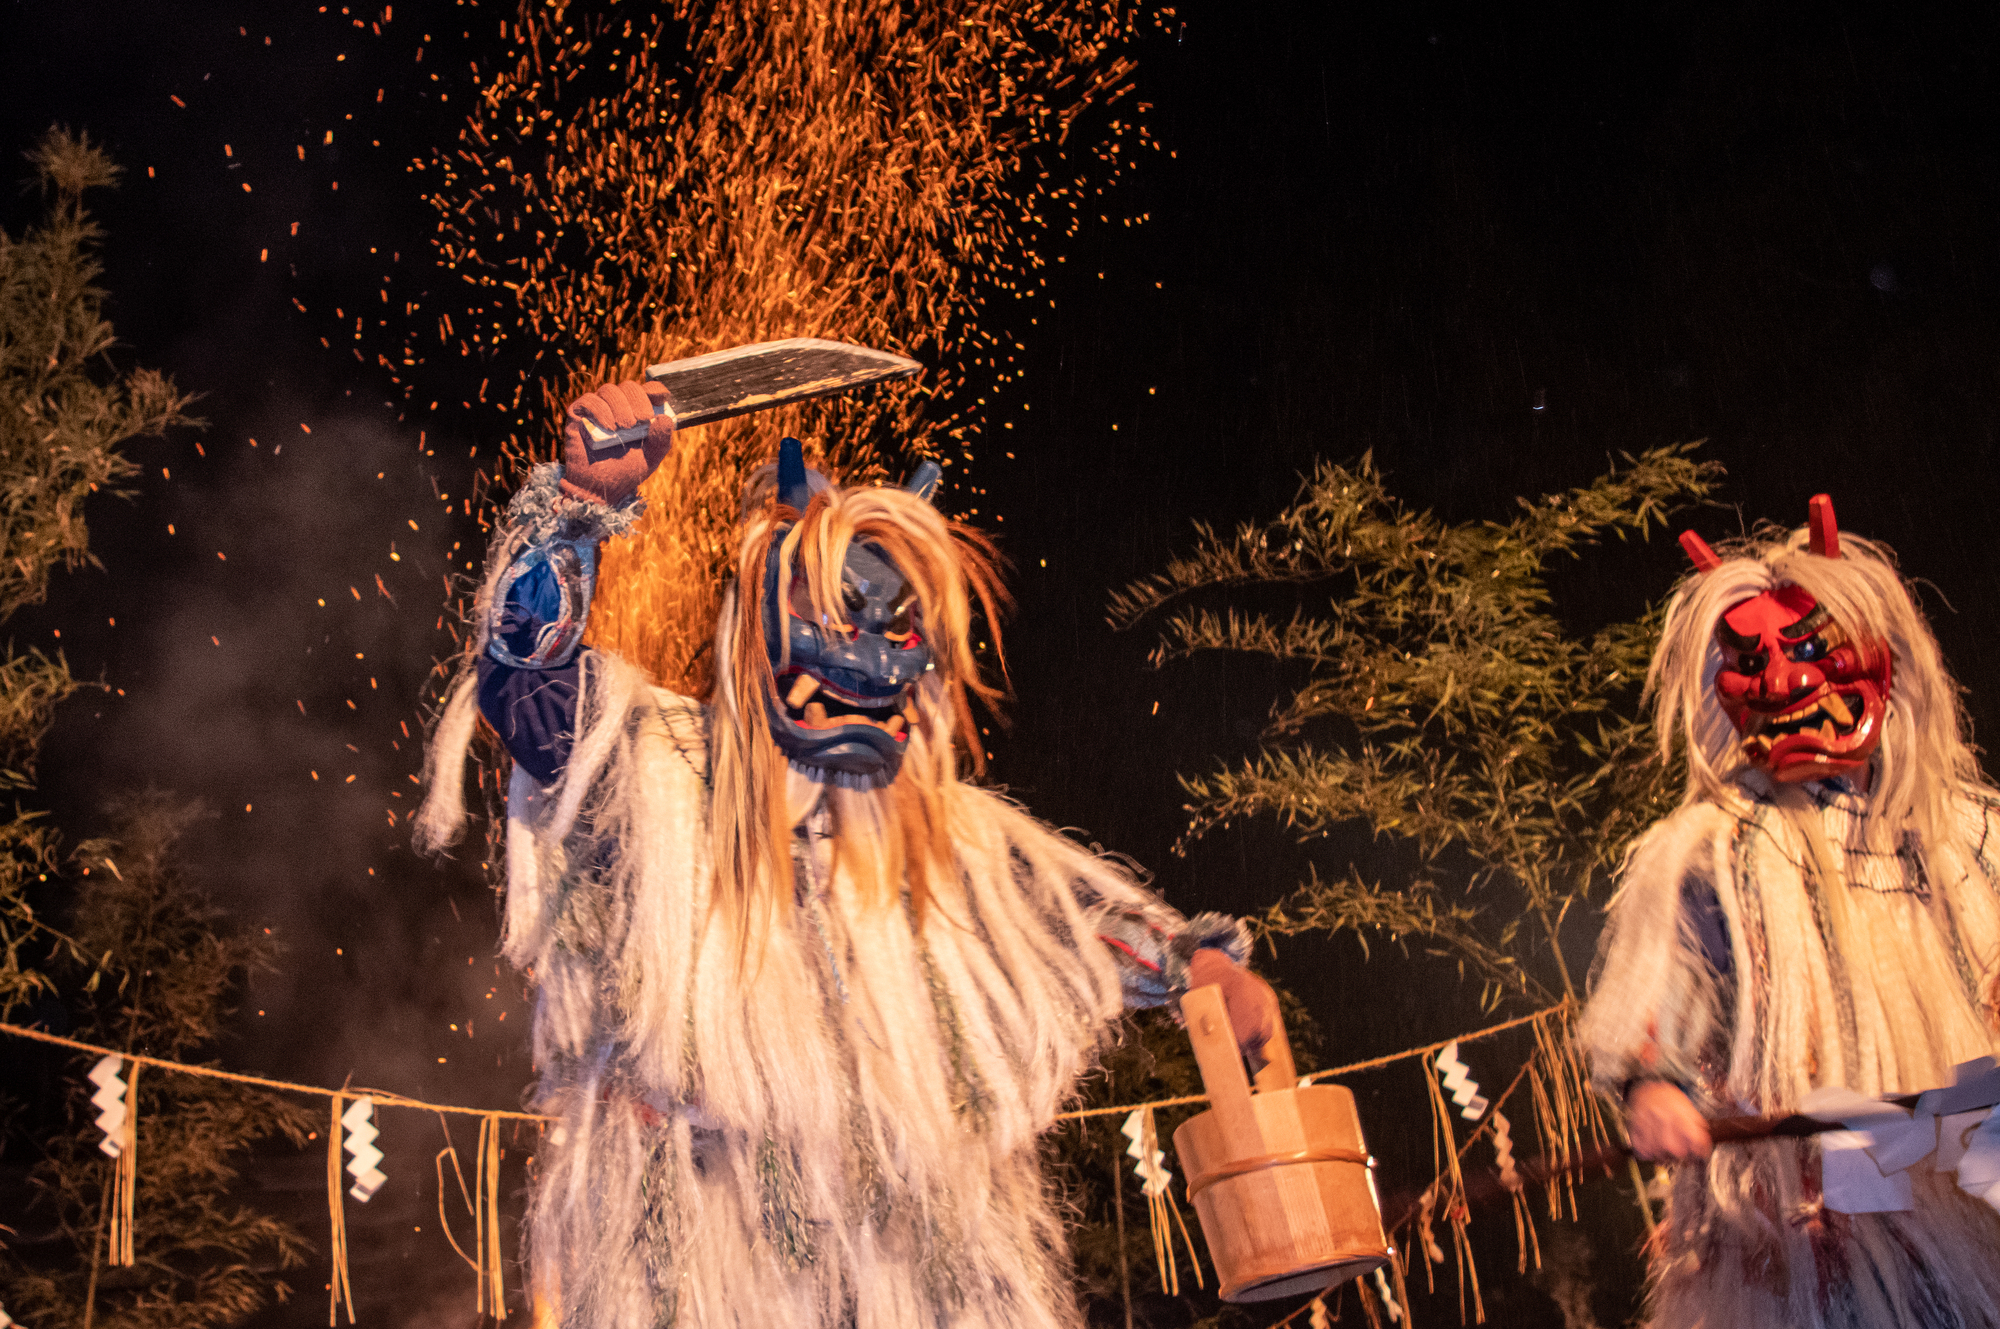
xmin=389 ymin=0 xmax=1164 ymax=692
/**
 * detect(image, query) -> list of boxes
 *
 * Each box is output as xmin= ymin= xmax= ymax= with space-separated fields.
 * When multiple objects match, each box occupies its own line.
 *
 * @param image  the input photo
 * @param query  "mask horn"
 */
xmin=1807 ymin=493 xmax=1839 ymax=559
xmin=1678 ymin=529 xmax=1722 ymax=574
xmin=777 ymin=436 xmax=812 ymax=512
xmin=902 ymin=460 xmax=941 ymax=503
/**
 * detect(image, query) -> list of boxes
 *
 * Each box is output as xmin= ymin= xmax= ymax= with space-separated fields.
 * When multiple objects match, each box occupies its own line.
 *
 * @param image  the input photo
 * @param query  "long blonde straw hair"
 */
xmin=708 ymin=466 xmax=1011 ymax=951
xmin=1647 ymin=517 xmax=1983 ymax=857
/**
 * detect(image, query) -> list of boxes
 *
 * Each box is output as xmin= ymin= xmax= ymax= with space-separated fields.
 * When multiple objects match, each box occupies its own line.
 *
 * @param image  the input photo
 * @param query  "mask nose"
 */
xmin=1759 ymin=655 xmax=1825 ymax=707
xmin=850 ymin=598 xmax=895 ymax=635
xmin=822 ymin=632 xmax=927 ymax=690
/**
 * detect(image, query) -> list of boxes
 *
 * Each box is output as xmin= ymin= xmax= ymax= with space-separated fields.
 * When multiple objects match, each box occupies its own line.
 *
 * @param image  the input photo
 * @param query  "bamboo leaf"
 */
xmin=1117 ymin=445 xmax=1718 ymax=1006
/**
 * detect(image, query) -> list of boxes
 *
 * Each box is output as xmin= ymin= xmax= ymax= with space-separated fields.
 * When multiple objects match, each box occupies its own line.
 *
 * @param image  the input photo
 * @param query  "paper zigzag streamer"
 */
xmin=1120 ymin=1106 xmax=1173 ymax=1196
xmin=342 ymin=1097 xmax=387 ymax=1202
xmin=1373 ymin=1268 xmax=1404 ymax=1322
xmin=1434 ymin=1041 xmax=1522 ymax=1188
xmin=1434 ymin=1041 xmax=1489 ymax=1121
xmin=1490 ymin=1108 xmax=1520 ymax=1189
xmin=89 ymin=1054 xmax=129 ymax=1158
xmin=1308 ymin=1296 xmax=1331 ymax=1329
xmin=1121 ymin=1106 xmax=1204 ymax=1296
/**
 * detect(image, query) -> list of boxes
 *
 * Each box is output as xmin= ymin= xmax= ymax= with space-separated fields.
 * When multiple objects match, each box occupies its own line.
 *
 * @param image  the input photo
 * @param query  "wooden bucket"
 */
xmin=1173 ymin=985 xmax=1391 ymax=1303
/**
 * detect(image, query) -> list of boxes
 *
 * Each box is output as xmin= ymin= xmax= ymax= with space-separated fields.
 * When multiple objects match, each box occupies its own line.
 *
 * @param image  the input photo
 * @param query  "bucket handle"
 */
xmin=1181 ymin=984 xmax=1302 ymax=1152
xmin=1251 ymin=1010 xmax=1299 ymax=1093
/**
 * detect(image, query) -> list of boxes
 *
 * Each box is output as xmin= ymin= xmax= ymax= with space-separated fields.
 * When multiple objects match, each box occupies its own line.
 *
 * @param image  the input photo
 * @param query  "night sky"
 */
xmin=4 ymin=1 xmax=1999 ymax=1325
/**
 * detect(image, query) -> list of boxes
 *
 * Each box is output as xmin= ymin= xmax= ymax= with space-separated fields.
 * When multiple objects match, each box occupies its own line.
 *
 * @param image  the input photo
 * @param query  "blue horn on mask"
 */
xmin=902 ymin=460 xmax=941 ymax=503
xmin=778 ymin=436 xmax=812 ymax=511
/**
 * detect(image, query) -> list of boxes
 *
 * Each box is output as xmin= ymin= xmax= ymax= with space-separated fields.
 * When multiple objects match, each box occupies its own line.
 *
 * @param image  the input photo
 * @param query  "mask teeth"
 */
xmin=788 ymin=760 xmax=894 ymax=791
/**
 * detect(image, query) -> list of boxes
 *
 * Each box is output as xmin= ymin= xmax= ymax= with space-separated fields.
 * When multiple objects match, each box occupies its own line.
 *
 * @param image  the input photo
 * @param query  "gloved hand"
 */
xmin=1625 ymin=1081 xmax=1712 ymax=1161
xmin=558 ymin=379 xmax=675 ymax=506
xmin=1188 ymin=946 xmax=1280 ymax=1063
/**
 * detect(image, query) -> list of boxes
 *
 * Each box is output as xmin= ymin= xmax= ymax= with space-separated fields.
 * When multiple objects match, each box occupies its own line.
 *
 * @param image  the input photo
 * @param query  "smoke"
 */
xmin=32 ymin=387 xmax=532 ymax=1325
xmin=1531 ymin=1223 xmax=1604 ymax=1329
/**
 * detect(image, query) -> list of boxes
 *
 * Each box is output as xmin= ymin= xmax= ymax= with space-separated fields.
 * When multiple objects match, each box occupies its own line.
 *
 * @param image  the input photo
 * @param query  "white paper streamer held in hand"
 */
xmin=1434 ymin=1041 xmax=1489 ymax=1120
xmin=1954 ymin=1108 xmax=2000 ymax=1209
xmin=342 ymin=1097 xmax=387 ymax=1202
xmin=89 ymin=1054 xmax=128 ymax=1159
xmin=1801 ymin=1059 xmax=2000 ymax=1214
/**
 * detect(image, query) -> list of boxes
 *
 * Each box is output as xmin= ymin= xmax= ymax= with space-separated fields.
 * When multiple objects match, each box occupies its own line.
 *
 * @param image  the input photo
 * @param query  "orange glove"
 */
xmin=559 ymin=379 xmax=675 ymax=506
xmin=1188 ymin=947 xmax=1280 ymax=1062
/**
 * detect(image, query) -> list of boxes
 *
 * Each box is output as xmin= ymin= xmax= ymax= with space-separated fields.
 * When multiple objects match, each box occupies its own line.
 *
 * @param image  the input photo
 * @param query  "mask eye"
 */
xmin=842 ymin=583 xmax=866 ymax=615
xmin=885 ymin=594 xmax=920 ymax=645
xmin=1733 ymin=650 xmax=1768 ymax=674
xmin=1784 ymin=635 xmax=1826 ymax=664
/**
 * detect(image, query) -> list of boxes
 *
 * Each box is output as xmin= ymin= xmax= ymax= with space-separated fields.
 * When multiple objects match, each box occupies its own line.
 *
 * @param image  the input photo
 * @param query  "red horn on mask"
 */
xmin=1678 ymin=529 xmax=1722 ymax=574
xmin=1808 ymin=494 xmax=1839 ymax=559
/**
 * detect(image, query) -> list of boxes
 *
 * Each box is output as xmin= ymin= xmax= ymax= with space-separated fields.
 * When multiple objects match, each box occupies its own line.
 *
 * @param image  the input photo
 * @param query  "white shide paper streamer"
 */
xmin=342 ymin=1097 xmax=387 ymax=1202
xmin=88 ymin=1054 xmax=128 ymax=1159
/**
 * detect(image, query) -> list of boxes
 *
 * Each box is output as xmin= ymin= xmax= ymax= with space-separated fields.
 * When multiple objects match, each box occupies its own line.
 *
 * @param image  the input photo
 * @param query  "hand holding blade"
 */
xmin=562 ymin=379 xmax=677 ymax=505
xmin=576 ymin=337 xmax=922 ymax=448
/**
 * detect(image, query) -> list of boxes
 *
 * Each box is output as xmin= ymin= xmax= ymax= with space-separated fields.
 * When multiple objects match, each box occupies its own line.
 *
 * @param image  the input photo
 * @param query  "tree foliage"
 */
xmin=0 ymin=128 xmax=198 ymax=1018
xmin=1110 ymin=447 xmax=1721 ymax=1006
xmin=1 ymin=794 xmax=312 ymax=1329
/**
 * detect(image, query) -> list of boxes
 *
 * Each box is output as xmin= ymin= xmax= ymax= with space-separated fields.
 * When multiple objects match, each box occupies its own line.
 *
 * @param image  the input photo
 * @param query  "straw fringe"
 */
xmin=327 ymin=1096 xmax=354 ymax=1327
xmin=107 ymin=1062 xmax=138 ymax=1269
xmin=5 ymin=994 xmax=1602 ymax=1329
xmin=505 ymin=651 xmax=1183 ymax=1328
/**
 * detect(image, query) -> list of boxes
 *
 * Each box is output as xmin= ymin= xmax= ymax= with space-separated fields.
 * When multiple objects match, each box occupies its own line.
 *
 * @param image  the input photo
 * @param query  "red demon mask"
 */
xmin=1712 ymin=584 xmax=1891 ymax=782
xmin=1680 ymin=495 xmax=1892 ymax=784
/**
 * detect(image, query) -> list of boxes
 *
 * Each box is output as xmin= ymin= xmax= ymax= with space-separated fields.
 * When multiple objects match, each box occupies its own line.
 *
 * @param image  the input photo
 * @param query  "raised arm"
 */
xmin=477 ymin=380 xmax=674 ymax=782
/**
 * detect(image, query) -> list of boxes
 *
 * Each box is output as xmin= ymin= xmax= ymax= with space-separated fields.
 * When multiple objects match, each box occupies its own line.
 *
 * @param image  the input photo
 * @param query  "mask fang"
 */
xmin=1808 ymin=493 xmax=1839 ymax=559
xmin=1678 ymin=529 xmax=1722 ymax=574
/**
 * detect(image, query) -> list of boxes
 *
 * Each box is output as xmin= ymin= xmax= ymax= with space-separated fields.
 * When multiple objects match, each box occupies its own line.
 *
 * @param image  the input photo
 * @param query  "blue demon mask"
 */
xmin=761 ymin=439 xmax=942 ymax=787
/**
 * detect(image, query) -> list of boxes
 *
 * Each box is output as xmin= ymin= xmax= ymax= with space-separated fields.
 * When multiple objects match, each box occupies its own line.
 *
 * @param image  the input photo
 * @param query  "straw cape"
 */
xmin=1581 ymin=522 xmax=2000 ymax=1329
xmin=420 ymin=466 xmax=1244 ymax=1328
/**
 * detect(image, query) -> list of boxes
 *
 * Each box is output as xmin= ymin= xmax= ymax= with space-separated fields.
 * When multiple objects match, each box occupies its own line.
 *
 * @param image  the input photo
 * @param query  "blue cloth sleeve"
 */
xmin=478 ymin=553 xmax=584 ymax=784
xmin=1683 ymin=874 xmax=1733 ymax=980
xmin=474 ymin=464 xmax=648 ymax=785
xmin=478 ymin=654 xmax=580 ymax=785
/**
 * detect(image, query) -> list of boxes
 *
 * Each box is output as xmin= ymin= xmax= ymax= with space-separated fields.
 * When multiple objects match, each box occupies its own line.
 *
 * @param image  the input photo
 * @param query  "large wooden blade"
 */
xmin=647 ymin=337 xmax=921 ymax=426
xmin=577 ymin=338 xmax=922 ymax=449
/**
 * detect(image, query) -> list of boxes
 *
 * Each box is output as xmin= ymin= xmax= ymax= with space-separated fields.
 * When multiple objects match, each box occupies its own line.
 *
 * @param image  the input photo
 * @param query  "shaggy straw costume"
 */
xmin=1580 ymin=519 xmax=2000 ymax=1328
xmin=419 ymin=464 xmax=1245 ymax=1328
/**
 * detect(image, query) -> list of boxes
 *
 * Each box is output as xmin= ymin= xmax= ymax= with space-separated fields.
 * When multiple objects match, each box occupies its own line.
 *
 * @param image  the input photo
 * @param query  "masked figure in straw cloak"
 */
xmin=417 ymin=380 xmax=1277 ymax=1329
xmin=1580 ymin=494 xmax=2000 ymax=1329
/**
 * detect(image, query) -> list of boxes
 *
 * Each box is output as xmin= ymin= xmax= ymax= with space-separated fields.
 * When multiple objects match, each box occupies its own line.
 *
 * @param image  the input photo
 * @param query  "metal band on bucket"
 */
xmin=1186 ymin=1146 xmax=1372 ymax=1201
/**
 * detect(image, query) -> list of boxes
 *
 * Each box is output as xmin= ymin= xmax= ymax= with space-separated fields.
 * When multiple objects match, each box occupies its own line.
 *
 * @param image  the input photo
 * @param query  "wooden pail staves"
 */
xmin=1173 ymin=985 xmax=1391 ymax=1303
